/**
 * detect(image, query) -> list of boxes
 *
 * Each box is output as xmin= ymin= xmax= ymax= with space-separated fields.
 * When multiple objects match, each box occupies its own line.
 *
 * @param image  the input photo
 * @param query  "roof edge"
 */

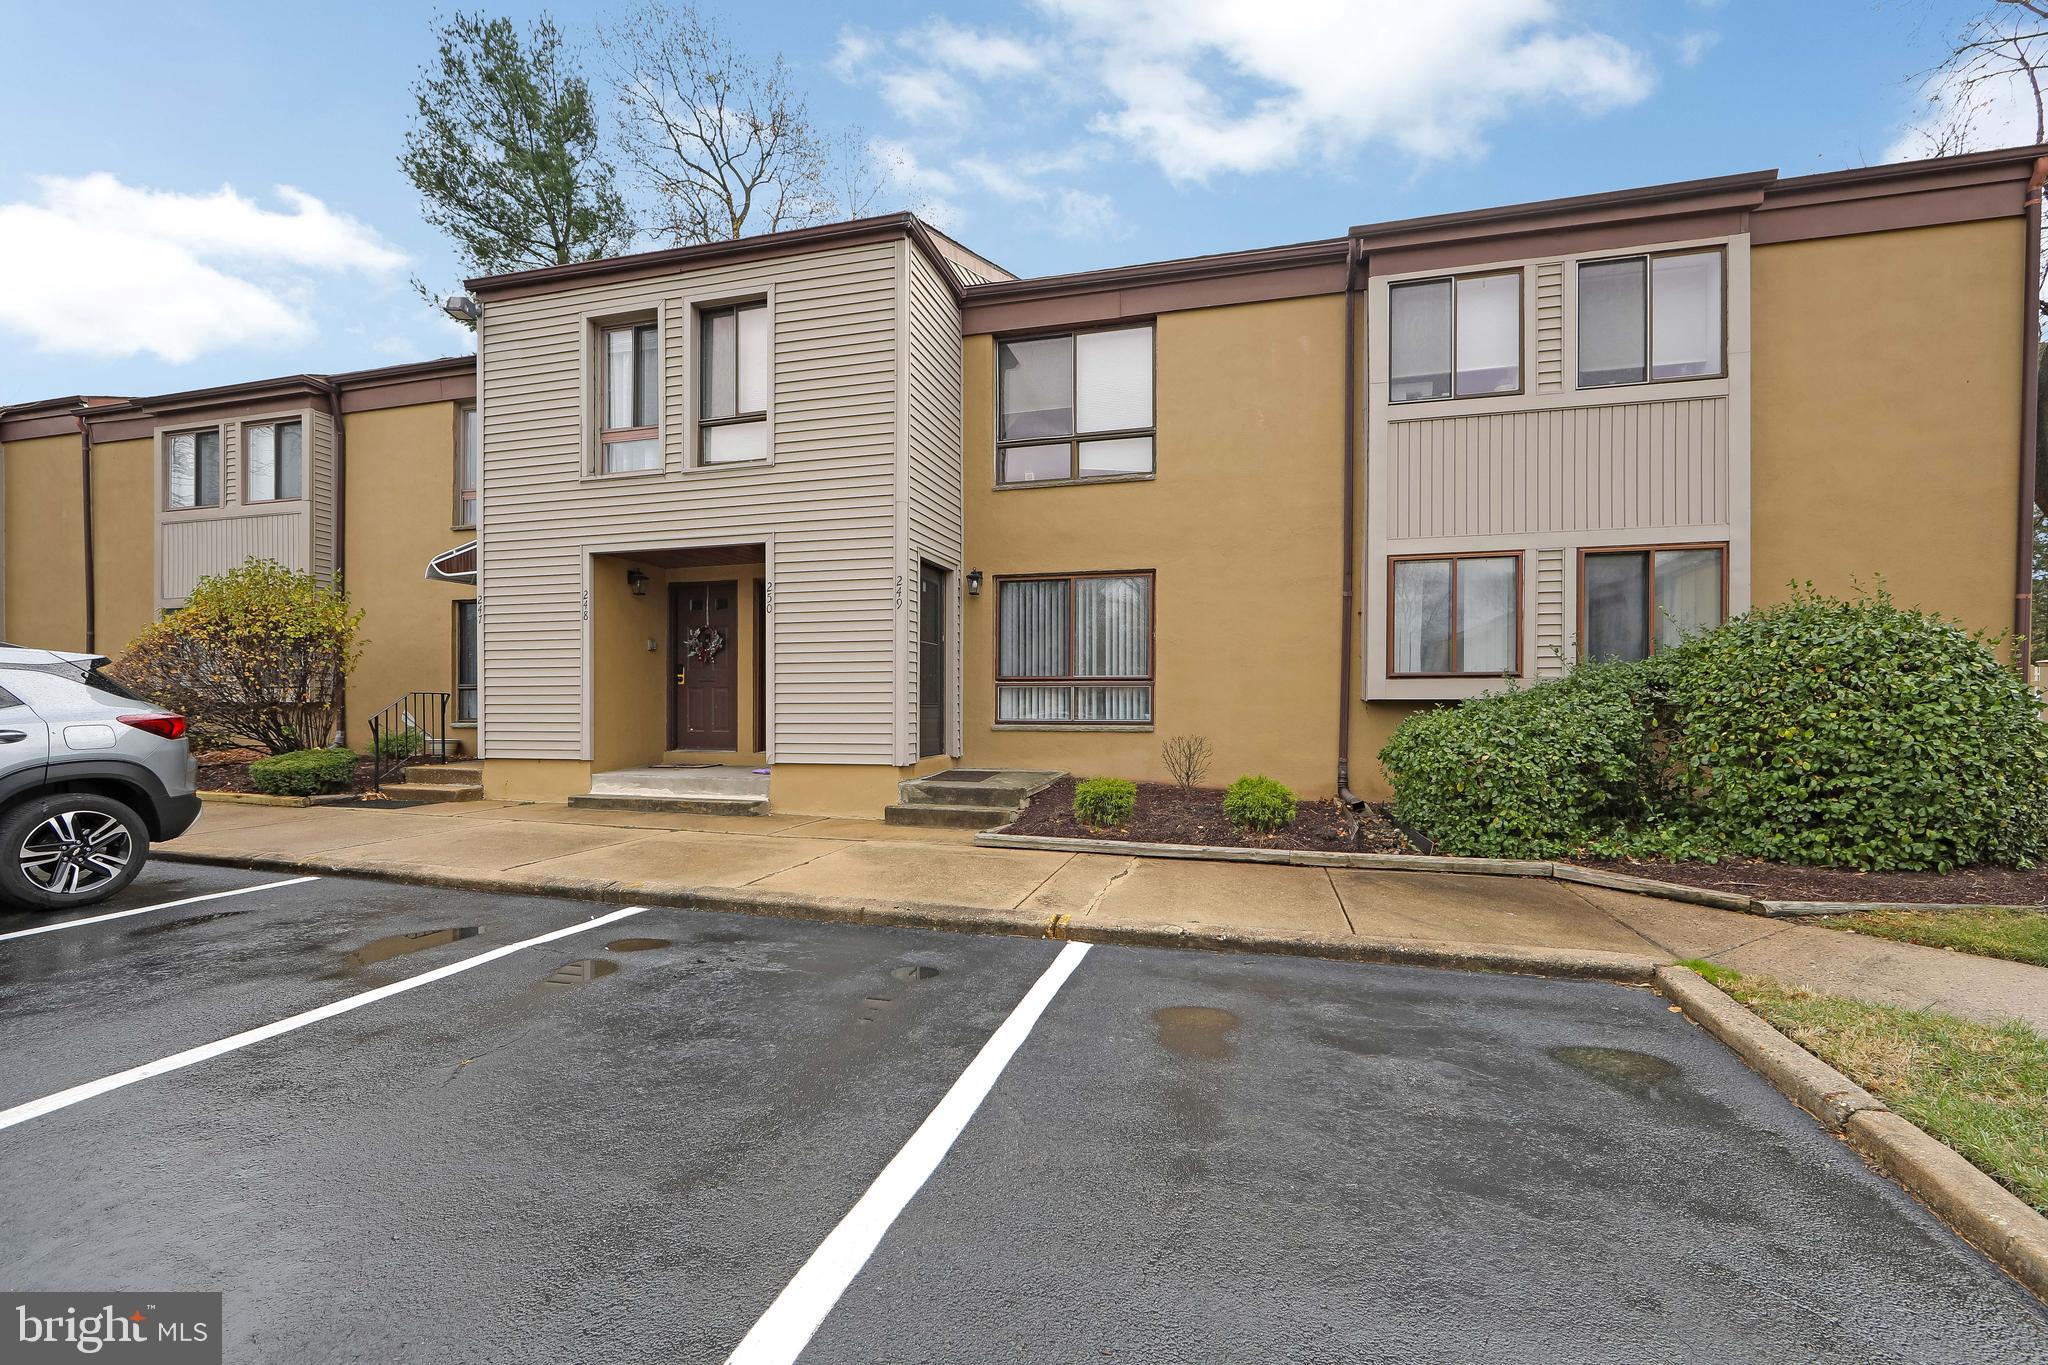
xmin=959 ymin=237 xmax=1350 ymax=305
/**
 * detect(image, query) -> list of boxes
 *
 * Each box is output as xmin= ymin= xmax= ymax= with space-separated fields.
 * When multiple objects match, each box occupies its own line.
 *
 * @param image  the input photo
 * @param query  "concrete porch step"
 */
xmin=896 ymin=769 xmax=1064 ymax=811
xmin=883 ymin=802 xmax=1015 ymax=830
xmin=568 ymin=793 xmax=769 ymax=817
xmin=402 ymin=761 xmax=483 ymax=787
xmin=378 ymin=781 xmax=484 ymax=803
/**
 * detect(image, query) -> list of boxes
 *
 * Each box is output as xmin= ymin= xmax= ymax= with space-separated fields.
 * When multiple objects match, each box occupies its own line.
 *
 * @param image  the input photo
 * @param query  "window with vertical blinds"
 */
xmin=997 ymin=573 xmax=1153 ymax=723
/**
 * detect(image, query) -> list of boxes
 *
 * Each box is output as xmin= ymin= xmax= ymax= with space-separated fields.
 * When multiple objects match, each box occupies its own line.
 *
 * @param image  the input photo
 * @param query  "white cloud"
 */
xmin=0 ymin=174 xmax=406 ymax=364
xmin=916 ymin=20 xmax=1044 ymax=78
xmin=1888 ymin=56 xmax=2043 ymax=162
xmin=878 ymin=68 xmax=971 ymax=123
xmin=1675 ymin=31 xmax=1720 ymax=68
xmin=1053 ymin=188 xmax=1129 ymax=241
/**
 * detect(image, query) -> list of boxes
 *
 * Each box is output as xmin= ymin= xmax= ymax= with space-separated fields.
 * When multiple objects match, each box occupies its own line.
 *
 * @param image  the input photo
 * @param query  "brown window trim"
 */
xmin=993 ymin=570 xmax=1156 ymax=725
xmin=1385 ymin=551 xmax=1525 ymax=678
xmin=1387 ymin=268 xmax=1525 ymax=405
xmin=161 ymin=423 xmax=224 ymax=511
xmin=995 ymin=321 xmax=1157 ymax=489
xmin=454 ymin=403 xmax=478 ymax=530
xmin=697 ymin=300 xmax=770 ymax=466
xmin=596 ymin=318 xmax=660 ymax=474
xmin=1575 ymin=245 xmax=1728 ymax=390
xmin=1575 ymin=541 xmax=1729 ymax=661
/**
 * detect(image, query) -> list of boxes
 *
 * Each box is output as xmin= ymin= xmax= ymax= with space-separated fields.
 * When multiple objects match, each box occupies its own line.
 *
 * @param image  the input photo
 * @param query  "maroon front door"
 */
xmin=671 ymin=581 xmax=738 ymax=750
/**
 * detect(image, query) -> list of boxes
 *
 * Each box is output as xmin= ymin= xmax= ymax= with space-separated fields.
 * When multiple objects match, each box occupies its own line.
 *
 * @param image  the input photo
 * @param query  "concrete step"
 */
xmin=883 ymin=802 xmax=1015 ymax=830
xmin=568 ymin=793 xmax=768 ymax=817
xmin=378 ymin=782 xmax=484 ymax=803
xmin=896 ymin=769 xmax=1064 ymax=810
xmin=402 ymin=762 xmax=483 ymax=787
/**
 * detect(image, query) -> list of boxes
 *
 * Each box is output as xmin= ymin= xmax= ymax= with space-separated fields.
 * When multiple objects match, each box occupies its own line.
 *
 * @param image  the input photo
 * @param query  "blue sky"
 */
xmin=0 ymin=0 xmax=2019 ymax=404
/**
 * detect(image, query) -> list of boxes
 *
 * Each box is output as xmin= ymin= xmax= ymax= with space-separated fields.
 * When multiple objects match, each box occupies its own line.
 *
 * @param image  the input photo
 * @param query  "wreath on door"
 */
xmin=683 ymin=626 xmax=726 ymax=665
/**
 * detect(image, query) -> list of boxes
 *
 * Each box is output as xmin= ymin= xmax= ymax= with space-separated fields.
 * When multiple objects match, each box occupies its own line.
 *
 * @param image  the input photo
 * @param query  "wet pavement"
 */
xmin=0 ymin=863 xmax=2043 ymax=1362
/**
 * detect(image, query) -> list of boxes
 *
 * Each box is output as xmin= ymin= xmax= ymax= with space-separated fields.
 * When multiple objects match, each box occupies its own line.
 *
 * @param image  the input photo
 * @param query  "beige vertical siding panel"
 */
xmin=159 ymin=510 xmax=305 ymax=601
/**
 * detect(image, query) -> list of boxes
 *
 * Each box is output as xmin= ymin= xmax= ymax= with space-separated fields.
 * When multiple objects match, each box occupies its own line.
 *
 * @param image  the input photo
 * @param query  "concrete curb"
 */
xmin=153 ymin=848 xmax=1660 ymax=983
xmin=1755 ymin=900 xmax=2042 ymax=917
xmin=198 ymin=791 xmax=311 ymax=808
xmin=1654 ymin=965 xmax=2048 ymax=1304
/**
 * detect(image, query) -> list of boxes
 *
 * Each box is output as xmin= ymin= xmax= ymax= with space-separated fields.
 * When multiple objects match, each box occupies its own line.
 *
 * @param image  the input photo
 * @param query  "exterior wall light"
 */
xmin=967 ymin=570 xmax=983 ymax=596
xmin=627 ymin=569 xmax=649 ymax=596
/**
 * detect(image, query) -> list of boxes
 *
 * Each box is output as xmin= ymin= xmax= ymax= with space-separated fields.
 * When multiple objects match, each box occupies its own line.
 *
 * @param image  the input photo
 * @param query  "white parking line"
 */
xmin=0 ymin=904 xmax=649 ymax=1132
xmin=0 ymin=876 xmax=321 ymax=942
xmin=725 ymin=940 xmax=1093 ymax=1365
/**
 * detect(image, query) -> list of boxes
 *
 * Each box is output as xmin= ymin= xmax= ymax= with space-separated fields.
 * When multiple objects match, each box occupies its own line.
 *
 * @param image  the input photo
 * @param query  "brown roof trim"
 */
xmin=956 ymin=237 xmax=1349 ymax=334
xmin=463 ymin=213 xmax=970 ymax=304
xmin=961 ymin=237 xmax=1348 ymax=305
xmin=1349 ymin=170 xmax=1777 ymax=251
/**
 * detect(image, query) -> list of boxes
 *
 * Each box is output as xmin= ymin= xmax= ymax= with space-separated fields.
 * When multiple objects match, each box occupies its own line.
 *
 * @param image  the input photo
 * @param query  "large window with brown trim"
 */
xmin=164 ymin=427 xmax=221 ymax=509
xmin=1580 ymin=544 xmax=1725 ymax=662
xmin=598 ymin=320 xmax=660 ymax=473
xmin=455 ymin=404 xmax=478 ymax=527
xmin=997 ymin=324 xmax=1153 ymax=485
xmin=996 ymin=572 xmax=1153 ymax=724
xmin=243 ymin=419 xmax=303 ymax=503
xmin=1389 ymin=271 xmax=1521 ymax=402
xmin=1577 ymin=248 xmax=1724 ymax=388
xmin=1389 ymin=553 xmax=1521 ymax=676
xmin=699 ymin=301 xmax=769 ymax=465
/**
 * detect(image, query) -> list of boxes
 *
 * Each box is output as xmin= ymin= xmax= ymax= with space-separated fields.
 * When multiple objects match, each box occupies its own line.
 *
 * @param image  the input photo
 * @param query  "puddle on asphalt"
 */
xmin=128 ymin=910 xmax=250 ymax=937
xmin=542 ymin=959 xmax=618 ymax=988
xmin=344 ymin=927 xmax=480 ymax=969
xmin=606 ymin=938 xmax=672 ymax=952
xmin=1550 ymin=1045 xmax=1683 ymax=1092
xmin=891 ymin=963 xmax=941 ymax=981
xmin=1153 ymin=1005 xmax=1241 ymax=1061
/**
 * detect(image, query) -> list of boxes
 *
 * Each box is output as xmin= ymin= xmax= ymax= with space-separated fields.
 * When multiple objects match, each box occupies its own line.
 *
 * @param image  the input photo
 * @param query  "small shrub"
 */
xmin=249 ymin=747 xmax=360 ymax=796
xmin=1160 ymin=734 xmax=1214 ymax=789
xmin=1223 ymin=775 xmax=1296 ymax=833
xmin=1072 ymin=777 xmax=1137 ymax=828
xmin=374 ymin=727 xmax=427 ymax=760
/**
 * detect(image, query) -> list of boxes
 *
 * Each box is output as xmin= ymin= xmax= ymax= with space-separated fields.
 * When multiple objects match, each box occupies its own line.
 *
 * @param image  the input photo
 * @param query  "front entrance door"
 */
xmin=671 ymin=580 xmax=738 ymax=750
xmin=918 ymin=563 xmax=948 ymax=758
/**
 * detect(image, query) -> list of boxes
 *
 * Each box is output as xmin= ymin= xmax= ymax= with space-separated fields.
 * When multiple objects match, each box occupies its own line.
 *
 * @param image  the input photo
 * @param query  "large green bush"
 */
xmin=250 ymin=748 xmax=360 ymax=797
xmin=1378 ymin=587 xmax=2048 ymax=871
xmin=1072 ymin=777 xmax=1137 ymax=828
xmin=1655 ymin=586 xmax=2048 ymax=871
xmin=1223 ymin=775 xmax=1297 ymax=832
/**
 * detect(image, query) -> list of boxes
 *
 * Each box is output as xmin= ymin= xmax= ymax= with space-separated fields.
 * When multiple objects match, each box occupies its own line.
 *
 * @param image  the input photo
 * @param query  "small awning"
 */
xmin=425 ymin=539 xmax=477 ymax=584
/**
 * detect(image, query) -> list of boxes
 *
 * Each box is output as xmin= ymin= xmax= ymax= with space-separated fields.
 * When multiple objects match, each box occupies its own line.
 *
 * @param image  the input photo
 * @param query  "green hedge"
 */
xmin=1073 ymin=777 xmax=1137 ymax=828
xmin=374 ymin=727 xmax=427 ymax=760
xmin=1223 ymin=775 xmax=1296 ymax=832
xmin=1378 ymin=587 xmax=2048 ymax=871
xmin=249 ymin=747 xmax=360 ymax=797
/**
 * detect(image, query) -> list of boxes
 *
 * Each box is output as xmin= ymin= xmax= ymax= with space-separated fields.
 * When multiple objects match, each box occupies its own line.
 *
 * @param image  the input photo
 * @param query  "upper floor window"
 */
xmin=1390 ymin=553 xmax=1520 ymax=676
xmin=1389 ymin=272 xmax=1521 ymax=403
xmin=997 ymin=325 xmax=1153 ymax=485
xmin=165 ymin=427 xmax=221 ymax=509
xmin=699 ymin=301 xmax=768 ymax=465
xmin=599 ymin=321 xmax=659 ymax=473
xmin=1581 ymin=544 xmax=1724 ymax=662
xmin=456 ymin=405 xmax=478 ymax=527
xmin=1578 ymin=249 xmax=1724 ymax=388
xmin=244 ymin=419 xmax=304 ymax=503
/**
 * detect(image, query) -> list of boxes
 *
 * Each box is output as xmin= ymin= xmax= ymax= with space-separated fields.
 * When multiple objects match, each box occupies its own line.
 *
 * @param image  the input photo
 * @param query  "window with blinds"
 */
xmin=996 ymin=325 xmax=1154 ymax=485
xmin=164 ymin=427 xmax=221 ymax=509
xmin=244 ymin=419 xmax=304 ymax=502
xmin=996 ymin=573 xmax=1153 ymax=724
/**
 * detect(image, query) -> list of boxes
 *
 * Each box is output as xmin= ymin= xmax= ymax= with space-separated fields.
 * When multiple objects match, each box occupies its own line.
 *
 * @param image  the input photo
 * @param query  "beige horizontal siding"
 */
xmin=1534 ymin=262 xmax=1566 ymax=393
xmin=1534 ymin=547 xmax=1567 ymax=677
xmin=1385 ymin=396 xmax=1729 ymax=540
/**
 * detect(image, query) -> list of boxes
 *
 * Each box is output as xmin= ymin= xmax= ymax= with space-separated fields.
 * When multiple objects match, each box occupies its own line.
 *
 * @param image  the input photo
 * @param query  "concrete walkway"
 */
xmin=159 ymin=799 xmax=2048 ymax=1031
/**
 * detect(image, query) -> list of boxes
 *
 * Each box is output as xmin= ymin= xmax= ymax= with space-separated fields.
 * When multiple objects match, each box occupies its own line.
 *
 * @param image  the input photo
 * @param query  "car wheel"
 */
xmin=0 ymin=794 xmax=149 ymax=910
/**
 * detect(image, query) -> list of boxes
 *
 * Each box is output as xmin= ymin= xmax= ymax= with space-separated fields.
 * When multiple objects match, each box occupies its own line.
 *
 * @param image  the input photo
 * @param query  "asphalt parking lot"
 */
xmin=1 ymin=862 xmax=2044 ymax=1362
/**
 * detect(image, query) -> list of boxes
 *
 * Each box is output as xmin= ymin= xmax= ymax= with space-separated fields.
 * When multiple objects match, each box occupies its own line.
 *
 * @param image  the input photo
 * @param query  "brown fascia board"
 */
xmin=955 ymin=237 xmax=1350 ymax=334
xmin=463 ymin=214 xmax=971 ymax=303
xmin=960 ymin=237 xmax=1350 ymax=304
xmin=1348 ymin=169 xmax=1779 ymax=253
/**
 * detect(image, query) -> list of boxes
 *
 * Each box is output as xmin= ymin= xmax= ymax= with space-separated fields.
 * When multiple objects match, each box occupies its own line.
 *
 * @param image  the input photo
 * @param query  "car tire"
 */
xmin=0 ymin=793 xmax=149 ymax=911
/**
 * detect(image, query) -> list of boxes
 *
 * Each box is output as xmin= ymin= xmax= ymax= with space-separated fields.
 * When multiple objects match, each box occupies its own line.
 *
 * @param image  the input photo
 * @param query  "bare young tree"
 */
xmin=598 ymin=2 xmax=891 ymax=244
xmin=1160 ymin=734 xmax=1214 ymax=790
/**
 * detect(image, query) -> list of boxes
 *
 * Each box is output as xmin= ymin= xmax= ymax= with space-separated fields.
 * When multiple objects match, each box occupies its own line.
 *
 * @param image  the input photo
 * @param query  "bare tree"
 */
xmin=598 ymin=2 xmax=891 ymax=244
xmin=1160 ymin=735 xmax=1214 ymax=790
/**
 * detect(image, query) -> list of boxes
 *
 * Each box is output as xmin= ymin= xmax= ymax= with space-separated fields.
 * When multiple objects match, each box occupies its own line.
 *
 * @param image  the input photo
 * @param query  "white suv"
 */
xmin=0 ymin=647 xmax=199 ymax=910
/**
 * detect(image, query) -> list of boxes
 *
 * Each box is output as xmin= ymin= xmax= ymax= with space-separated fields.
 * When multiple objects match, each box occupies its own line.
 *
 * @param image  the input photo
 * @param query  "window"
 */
xmin=1577 ymin=248 xmax=1723 ymax=387
xmin=244 ymin=419 xmax=304 ymax=502
xmin=698 ymin=301 xmax=769 ymax=465
xmin=598 ymin=320 xmax=660 ymax=473
xmin=1389 ymin=272 xmax=1521 ymax=403
xmin=997 ymin=325 xmax=1153 ymax=484
xmin=164 ymin=428 xmax=221 ymax=509
xmin=1581 ymin=545 xmax=1725 ymax=662
xmin=1389 ymin=554 xmax=1520 ymax=676
xmin=455 ymin=600 xmax=479 ymax=723
xmin=996 ymin=573 xmax=1152 ymax=724
xmin=456 ymin=405 xmax=478 ymax=527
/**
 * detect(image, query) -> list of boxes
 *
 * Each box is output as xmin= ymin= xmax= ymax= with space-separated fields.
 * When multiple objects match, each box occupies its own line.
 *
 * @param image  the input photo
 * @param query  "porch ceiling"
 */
xmin=600 ymin=544 xmax=767 ymax=569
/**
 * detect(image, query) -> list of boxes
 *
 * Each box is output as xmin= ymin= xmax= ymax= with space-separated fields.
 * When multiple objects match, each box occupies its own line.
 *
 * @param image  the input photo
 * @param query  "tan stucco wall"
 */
xmin=773 ymin=761 xmax=932 ymax=817
xmin=341 ymin=402 xmax=472 ymax=751
xmin=4 ymin=433 xmax=87 ymax=650
xmin=961 ymin=294 xmax=1349 ymax=796
xmin=482 ymin=758 xmax=593 ymax=801
xmin=1752 ymin=218 xmax=2024 ymax=650
xmin=591 ymin=556 xmax=669 ymax=773
xmin=91 ymin=437 xmax=156 ymax=657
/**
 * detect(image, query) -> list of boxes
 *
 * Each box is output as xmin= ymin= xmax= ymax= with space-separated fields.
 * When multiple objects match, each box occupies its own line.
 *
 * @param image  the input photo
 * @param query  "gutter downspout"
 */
xmin=76 ymin=410 xmax=96 ymax=654
xmin=319 ymin=379 xmax=349 ymax=742
xmin=1337 ymin=238 xmax=1365 ymax=813
xmin=2018 ymin=156 xmax=2047 ymax=675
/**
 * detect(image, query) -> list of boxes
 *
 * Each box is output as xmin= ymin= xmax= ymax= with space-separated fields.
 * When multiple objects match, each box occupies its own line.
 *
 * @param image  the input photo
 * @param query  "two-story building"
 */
xmin=3 ymin=144 xmax=2040 ymax=819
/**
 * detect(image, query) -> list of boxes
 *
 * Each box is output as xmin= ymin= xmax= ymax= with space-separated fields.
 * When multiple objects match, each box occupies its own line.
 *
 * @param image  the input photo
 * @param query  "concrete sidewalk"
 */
xmin=159 ymin=798 xmax=2048 ymax=1030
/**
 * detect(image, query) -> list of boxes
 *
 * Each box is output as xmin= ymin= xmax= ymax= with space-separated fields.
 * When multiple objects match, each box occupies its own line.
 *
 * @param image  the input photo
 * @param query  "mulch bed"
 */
xmin=1569 ymin=856 xmax=2048 ymax=907
xmin=1004 ymin=777 xmax=1410 ymax=854
xmin=194 ymin=748 xmax=366 ymax=797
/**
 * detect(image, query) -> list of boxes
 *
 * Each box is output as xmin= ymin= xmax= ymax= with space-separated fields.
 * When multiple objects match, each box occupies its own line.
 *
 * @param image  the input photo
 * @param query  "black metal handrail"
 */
xmin=367 ymin=691 xmax=452 ymax=793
